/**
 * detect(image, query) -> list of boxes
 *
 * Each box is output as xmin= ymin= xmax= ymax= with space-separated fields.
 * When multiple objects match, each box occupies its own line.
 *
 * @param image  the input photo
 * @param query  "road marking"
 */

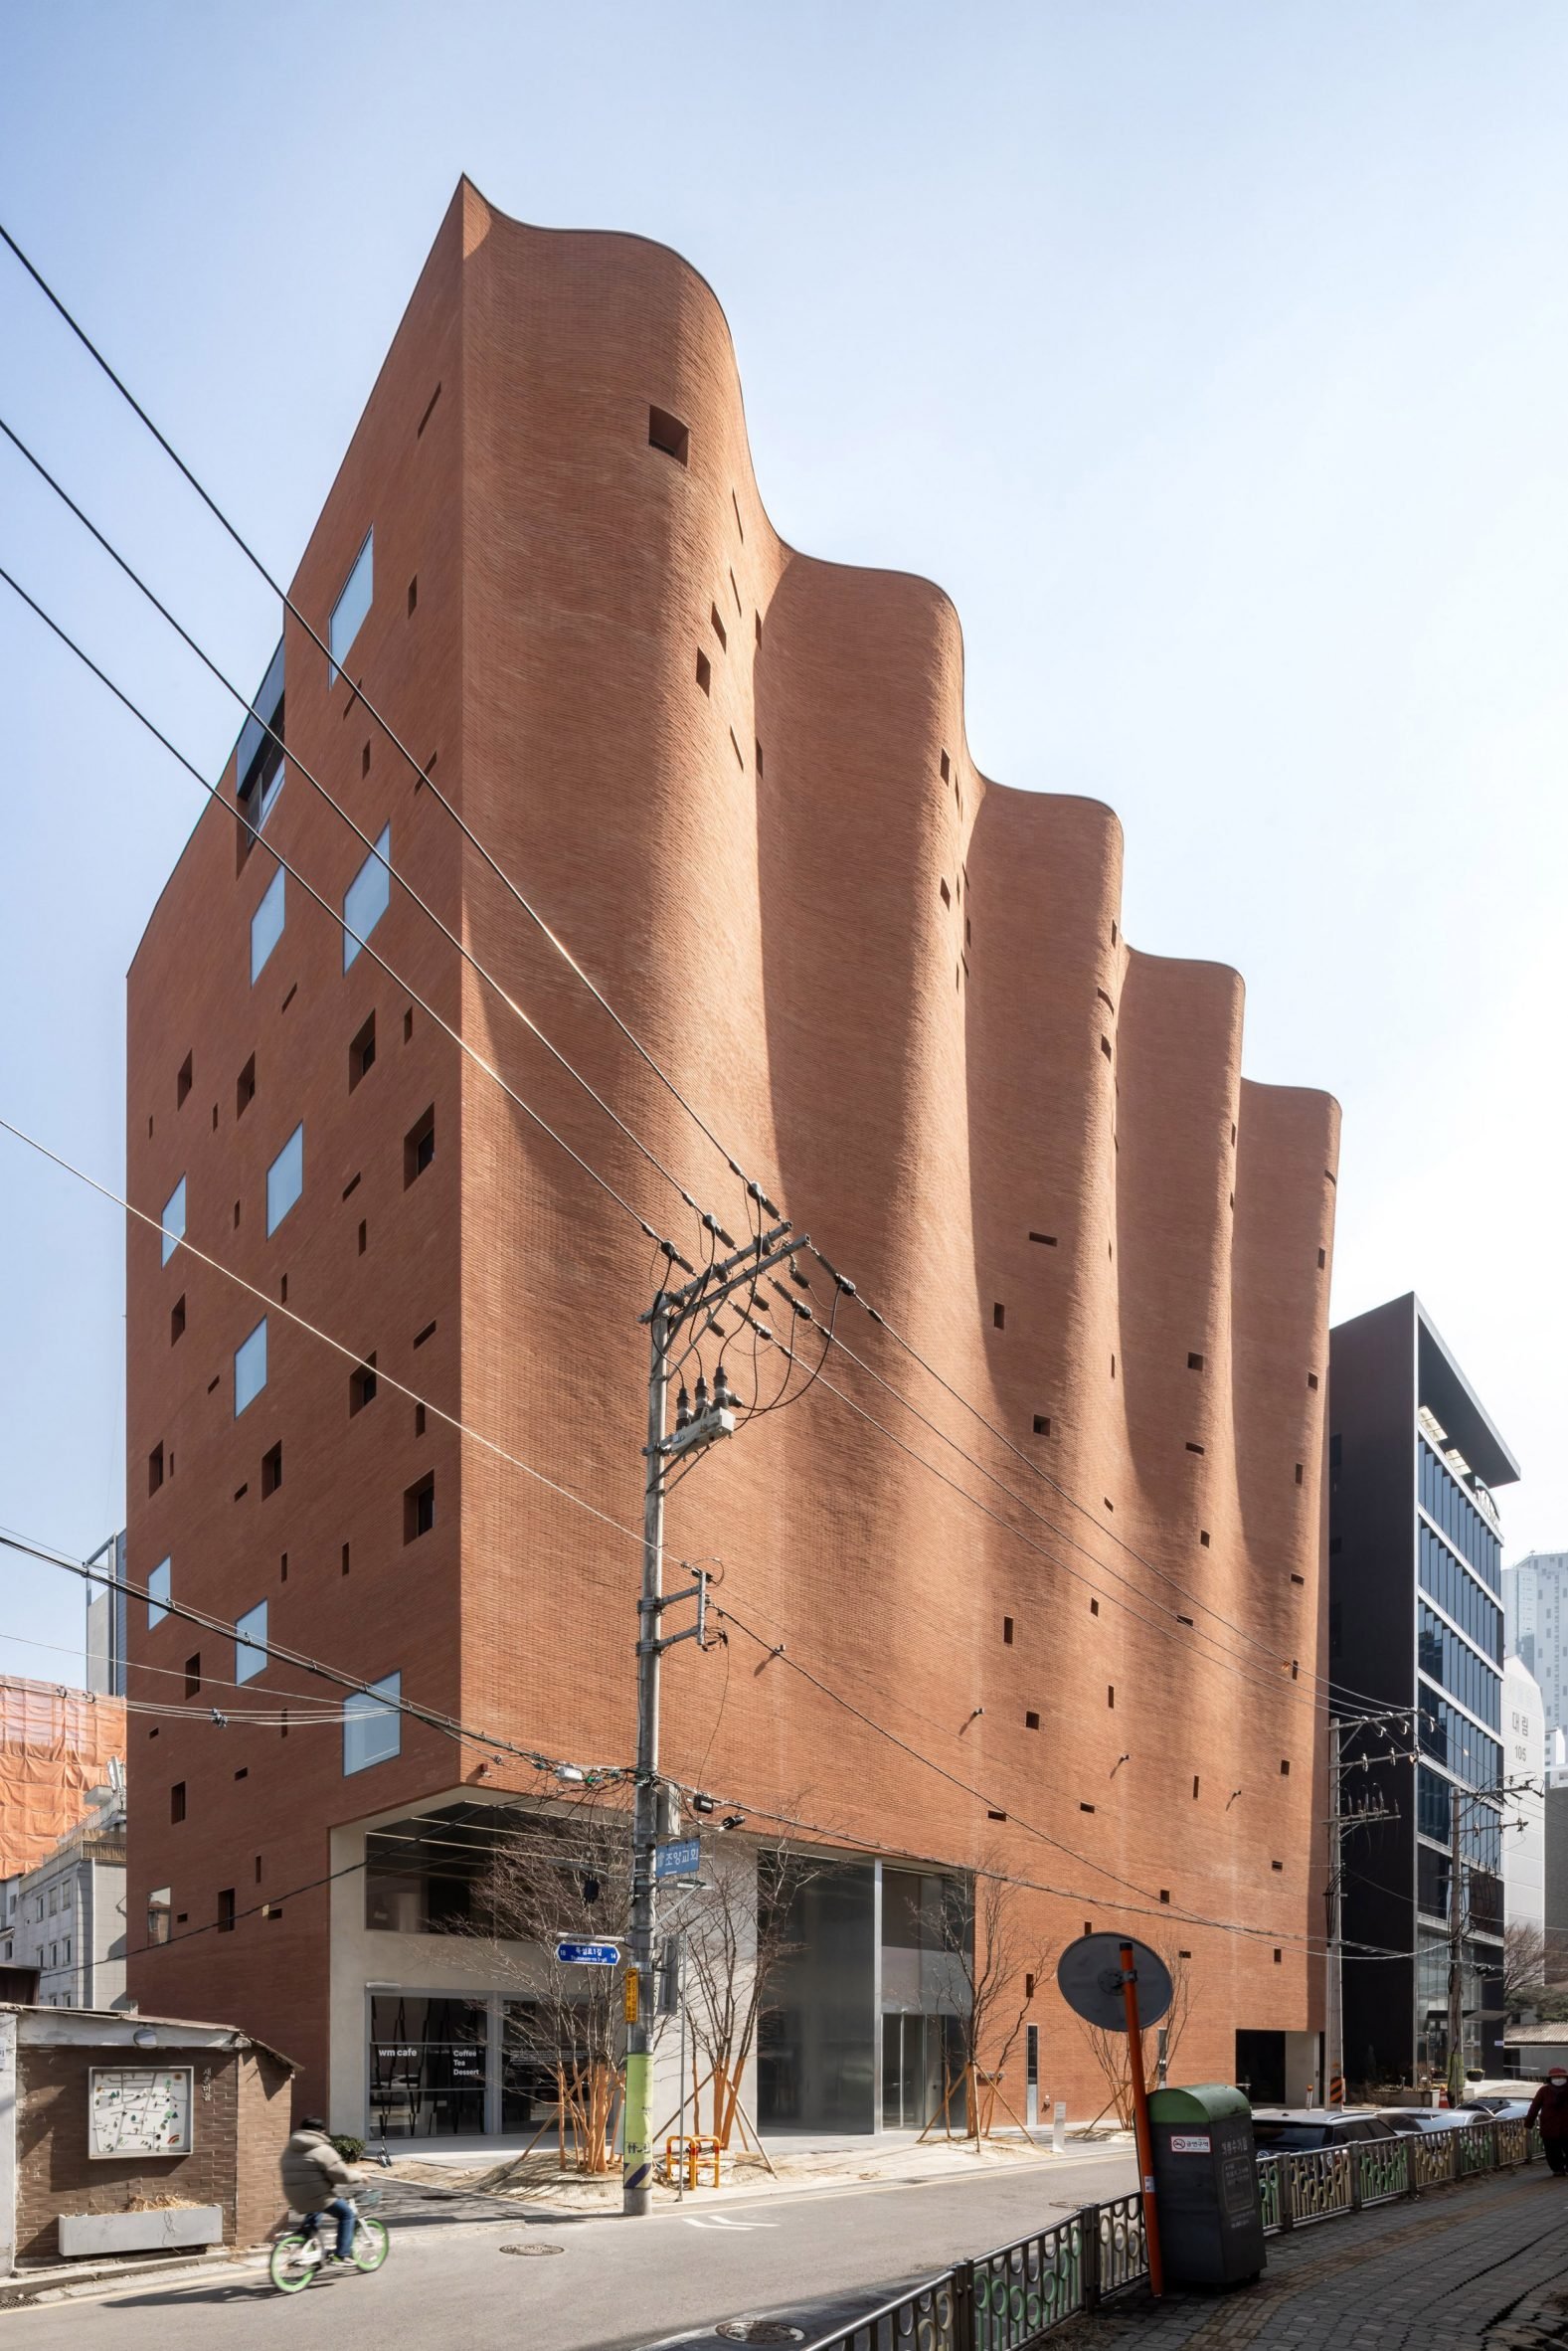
xmin=680 ymin=2214 xmax=777 ymax=2230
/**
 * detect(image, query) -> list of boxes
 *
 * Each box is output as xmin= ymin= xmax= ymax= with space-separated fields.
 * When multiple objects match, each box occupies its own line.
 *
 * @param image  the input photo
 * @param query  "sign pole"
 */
xmin=1120 ymin=1939 xmax=1163 ymax=2299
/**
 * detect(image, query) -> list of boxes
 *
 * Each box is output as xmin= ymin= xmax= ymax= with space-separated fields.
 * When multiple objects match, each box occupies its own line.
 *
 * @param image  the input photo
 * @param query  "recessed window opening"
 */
xmin=350 ymin=1356 xmax=378 ymax=1414
xmin=1295 ymin=1463 xmax=1305 ymax=1485
xmin=710 ymin=603 xmax=727 ymax=651
xmin=265 ymin=1124 xmax=304 ymax=1235
xmin=170 ymin=1783 xmax=186 ymax=1824
xmin=414 ymin=1403 xmax=427 ymax=1437
xmin=148 ymin=1443 xmax=164 ymax=1496
xmin=176 ymin=1052 xmax=192 ymax=1107
xmin=250 ymin=866 xmax=285 ymax=984
xmin=417 ymin=383 xmax=441 ymax=437
xmin=329 ymin=529 xmax=374 ymax=684
xmin=1200 ymin=1530 xmax=1210 ymax=1547
xmin=1097 ymin=988 xmax=1114 ymax=1010
xmin=1032 ymin=1414 xmax=1050 ymax=1435
xmin=992 ymin=1302 xmax=1005 ymax=1330
xmin=343 ymin=1173 xmax=361 ymax=1200
xmin=1100 ymin=1036 xmax=1113 ymax=1060
xmin=344 ymin=1672 xmax=402 ymax=1775
xmin=1108 ymin=1686 xmax=1115 ymax=1709
xmin=358 ymin=1220 xmax=367 ymax=1254
xmin=732 ymin=489 xmax=744 ymax=539
xmin=1280 ymin=1759 xmax=1291 ymax=1776
xmin=1317 ymin=1248 xmax=1326 ymax=1269
xmin=342 ymin=1544 xmax=351 ymax=1576
xmin=1291 ymin=1572 xmax=1305 ymax=1585
xmin=1002 ymin=1616 xmax=1014 ymax=1645
xmin=940 ymin=877 xmax=952 ymax=907
xmin=217 ymin=1889 xmax=236 ymax=1934
xmin=147 ymin=1558 xmax=171 ymax=1629
xmin=1307 ymin=1372 xmax=1319 ymax=1390
xmin=1025 ymin=1712 xmax=1040 ymax=1730
xmin=350 ymin=1013 xmax=377 ymax=1088
xmin=1272 ymin=1859 xmax=1284 ymax=1872
xmin=729 ymin=728 xmax=744 ymax=769
xmin=1188 ymin=1353 xmax=1204 ymax=1370
xmin=1192 ymin=1776 xmax=1200 ymax=1798
xmin=236 ymin=1600 xmax=267 ymax=1684
xmin=407 ymin=577 xmax=418 ymax=617
xmin=755 ymin=739 xmax=765 ymax=781
xmin=1079 ymin=1803 xmax=1095 ymax=1815
xmin=1028 ymin=1231 xmax=1057 ymax=1247
xmin=755 ymin=613 xmax=763 ymax=647
xmin=342 ymin=823 xmax=392 ymax=969
xmin=184 ymin=1654 xmax=201 ymax=1699
xmin=161 ymin=1176 xmax=186 ymax=1265
xmin=695 ymin=650 xmax=711 ymax=695
xmin=1159 ymin=1890 xmax=1170 ymax=1904
xmin=234 ymin=1318 xmax=268 ymax=1415
xmin=170 ymin=1295 xmax=186 ymax=1344
xmin=403 ymin=1007 xmax=414 ymax=1042
xmin=280 ymin=983 xmax=297 ymax=1012
xmin=261 ymin=1442 xmax=282 ymax=1498
xmin=729 ymin=568 xmax=742 ymax=615
xmin=405 ymin=1474 xmax=435 ymax=1541
xmin=414 ymin=1319 xmax=436 ymax=1348
xmin=1186 ymin=1442 xmax=1205 ymax=1455
xmin=1090 ymin=1598 xmax=1099 ymax=1616
xmin=648 ymin=407 xmax=689 ymax=464
xmin=405 ymin=1106 xmax=436 ymax=1185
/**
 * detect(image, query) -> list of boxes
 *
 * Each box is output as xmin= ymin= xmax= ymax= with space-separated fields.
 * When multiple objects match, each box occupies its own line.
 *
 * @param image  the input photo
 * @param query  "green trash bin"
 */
xmin=1146 ymin=2083 xmax=1266 ymax=2286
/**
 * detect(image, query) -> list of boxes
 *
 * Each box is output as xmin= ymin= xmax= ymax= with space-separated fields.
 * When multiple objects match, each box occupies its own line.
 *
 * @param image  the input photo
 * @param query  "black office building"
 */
xmin=1329 ymin=1294 xmax=1519 ymax=2089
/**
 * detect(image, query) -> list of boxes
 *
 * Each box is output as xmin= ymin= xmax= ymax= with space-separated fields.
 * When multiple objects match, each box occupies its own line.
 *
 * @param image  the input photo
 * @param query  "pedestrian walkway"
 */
xmin=1071 ymin=2168 xmax=1568 ymax=2351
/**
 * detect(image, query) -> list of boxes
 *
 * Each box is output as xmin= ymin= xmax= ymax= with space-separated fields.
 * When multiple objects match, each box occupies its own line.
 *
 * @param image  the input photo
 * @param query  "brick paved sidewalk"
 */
xmin=1072 ymin=2168 xmax=1568 ymax=2351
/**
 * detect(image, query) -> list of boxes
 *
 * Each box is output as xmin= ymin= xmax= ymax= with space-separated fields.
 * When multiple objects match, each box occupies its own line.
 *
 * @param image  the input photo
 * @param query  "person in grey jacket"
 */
xmin=280 ymin=2118 xmax=361 ymax=2261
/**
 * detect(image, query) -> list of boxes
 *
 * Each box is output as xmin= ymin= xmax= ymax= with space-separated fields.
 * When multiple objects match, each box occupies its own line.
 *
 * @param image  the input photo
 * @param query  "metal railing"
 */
xmin=798 ymin=2122 xmax=1541 ymax=2351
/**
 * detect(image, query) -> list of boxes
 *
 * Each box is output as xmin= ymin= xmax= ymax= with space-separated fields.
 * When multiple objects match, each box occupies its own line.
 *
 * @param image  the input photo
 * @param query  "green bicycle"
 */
xmin=269 ymin=2189 xmax=389 ymax=2292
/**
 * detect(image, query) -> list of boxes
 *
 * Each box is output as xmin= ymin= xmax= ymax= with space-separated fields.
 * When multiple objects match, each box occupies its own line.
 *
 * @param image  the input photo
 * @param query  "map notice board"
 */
xmin=88 ymin=2067 xmax=194 ymax=2158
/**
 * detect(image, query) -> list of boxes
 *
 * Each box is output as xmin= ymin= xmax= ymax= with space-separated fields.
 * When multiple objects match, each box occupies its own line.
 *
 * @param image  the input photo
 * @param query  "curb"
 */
xmin=0 ymin=2247 xmax=252 ymax=2307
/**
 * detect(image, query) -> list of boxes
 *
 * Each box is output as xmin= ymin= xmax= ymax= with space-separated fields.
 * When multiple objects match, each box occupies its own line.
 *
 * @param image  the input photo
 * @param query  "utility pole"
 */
xmin=1447 ymin=1786 xmax=1465 ymax=2105
xmin=622 ymin=1219 xmax=803 ymax=2217
xmin=1324 ymin=1713 xmax=1401 ymax=2106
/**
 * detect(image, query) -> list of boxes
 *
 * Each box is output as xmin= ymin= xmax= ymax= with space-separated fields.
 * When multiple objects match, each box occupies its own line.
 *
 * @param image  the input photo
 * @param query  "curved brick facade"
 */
xmin=125 ymin=182 xmax=1337 ymax=2115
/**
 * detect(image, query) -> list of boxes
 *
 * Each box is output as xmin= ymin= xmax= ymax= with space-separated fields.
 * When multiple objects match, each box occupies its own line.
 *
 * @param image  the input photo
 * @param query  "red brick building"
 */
xmin=125 ymin=180 xmax=1338 ymax=2135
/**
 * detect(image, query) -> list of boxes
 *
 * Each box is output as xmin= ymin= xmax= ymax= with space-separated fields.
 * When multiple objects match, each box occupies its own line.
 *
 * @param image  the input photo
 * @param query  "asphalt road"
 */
xmin=9 ymin=2148 xmax=1137 ymax=2351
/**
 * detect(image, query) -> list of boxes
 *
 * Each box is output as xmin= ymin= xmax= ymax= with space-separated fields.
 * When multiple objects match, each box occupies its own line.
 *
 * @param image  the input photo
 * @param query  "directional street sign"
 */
xmin=555 ymin=1939 xmax=620 ymax=1966
xmin=653 ymin=1837 xmax=701 ymax=1882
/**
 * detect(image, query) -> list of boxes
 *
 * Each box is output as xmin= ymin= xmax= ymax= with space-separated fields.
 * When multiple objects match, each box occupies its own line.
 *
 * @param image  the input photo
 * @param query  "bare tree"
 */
xmin=926 ymin=1850 xmax=1056 ymax=2140
xmin=1077 ymin=1941 xmax=1193 ymax=2128
xmin=460 ymin=1793 xmax=633 ymax=2174
xmin=678 ymin=1834 xmax=821 ymax=2152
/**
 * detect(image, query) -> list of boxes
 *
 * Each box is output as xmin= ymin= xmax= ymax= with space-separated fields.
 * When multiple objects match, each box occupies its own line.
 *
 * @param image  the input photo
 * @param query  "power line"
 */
xmin=0 ymin=562 xmax=675 ymax=1254
xmin=0 ymin=411 xmax=711 ymax=1251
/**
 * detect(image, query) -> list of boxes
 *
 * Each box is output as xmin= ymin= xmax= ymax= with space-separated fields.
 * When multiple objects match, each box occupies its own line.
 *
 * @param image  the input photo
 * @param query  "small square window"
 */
xmin=405 ymin=1474 xmax=435 ymax=1542
xmin=648 ymin=406 xmax=689 ymax=464
xmin=1187 ymin=1353 xmax=1204 ymax=1370
xmin=237 ymin=1055 xmax=257 ymax=1117
xmin=1025 ymin=1711 xmax=1040 ymax=1730
xmin=261 ymin=1441 xmax=282 ymax=1498
xmin=349 ymin=1013 xmax=377 ymax=1089
xmin=1032 ymin=1414 xmax=1050 ymax=1436
xmin=405 ymin=1107 xmax=436 ymax=1185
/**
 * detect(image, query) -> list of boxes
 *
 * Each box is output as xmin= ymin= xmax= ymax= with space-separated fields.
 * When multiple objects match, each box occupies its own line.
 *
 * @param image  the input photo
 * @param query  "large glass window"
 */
xmin=236 ymin=1600 xmax=267 ymax=1685
xmin=368 ymin=1993 xmax=484 ymax=2138
xmin=343 ymin=824 xmax=391 ymax=970
xmin=758 ymin=1861 xmax=876 ymax=2132
xmin=1419 ymin=1440 xmax=1501 ymax=1593
xmin=265 ymin=1124 xmax=304 ymax=1236
xmin=345 ymin=1672 xmax=402 ymax=1775
xmin=234 ymin=1318 xmax=267 ymax=1415
xmin=251 ymin=865 xmax=285 ymax=983
xmin=1419 ymin=1525 xmax=1502 ymax=1663
xmin=160 ymin=1176 xmax=186 ymax=1266
xmin=147 ymin=1557 xmax=171 ymax=1630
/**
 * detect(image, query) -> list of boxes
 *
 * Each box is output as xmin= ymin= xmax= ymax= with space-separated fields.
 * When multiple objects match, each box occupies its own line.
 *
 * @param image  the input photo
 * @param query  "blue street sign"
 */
xmin=555 ymin=1939 xmax=620 ymax=1966
xmin=654 ymin=1837 xmax=701 ymax=1881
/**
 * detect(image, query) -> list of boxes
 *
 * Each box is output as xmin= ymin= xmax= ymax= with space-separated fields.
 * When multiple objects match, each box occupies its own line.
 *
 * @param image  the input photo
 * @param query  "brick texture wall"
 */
xmin=14 ymin=2041 xmax=292 ymax=2264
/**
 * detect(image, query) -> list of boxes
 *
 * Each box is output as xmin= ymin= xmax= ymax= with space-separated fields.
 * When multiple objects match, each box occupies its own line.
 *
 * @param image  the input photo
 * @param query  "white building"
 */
xmin=0 ymin=1775 xmax=128 ymax=2011
xmin=1505 ymin=1552 xmax=1568 ymax=1758
xmin=1504 ymin=1657 xmax=1546 ymax=1937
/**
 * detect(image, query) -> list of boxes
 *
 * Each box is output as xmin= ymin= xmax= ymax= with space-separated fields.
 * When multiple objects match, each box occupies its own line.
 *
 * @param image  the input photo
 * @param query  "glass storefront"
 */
xmin=369 ymin=1994 xmax=487 ymax=2138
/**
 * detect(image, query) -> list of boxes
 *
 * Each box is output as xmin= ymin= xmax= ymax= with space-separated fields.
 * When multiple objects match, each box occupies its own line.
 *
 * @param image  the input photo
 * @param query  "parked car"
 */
xmin=1455 ymin=2096 xmax=1532 ymax=2122
xmin=1376 ymin=2107 xmax=1469 ymax=2133
xmin=1250 ymin=2108 xmax=1395 ymax=2153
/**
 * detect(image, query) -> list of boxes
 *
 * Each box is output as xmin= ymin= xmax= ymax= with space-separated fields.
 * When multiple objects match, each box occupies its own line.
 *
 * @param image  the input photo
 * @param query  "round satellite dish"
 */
xmin=1056 ymin=1933 xmax=1173 ymax=2032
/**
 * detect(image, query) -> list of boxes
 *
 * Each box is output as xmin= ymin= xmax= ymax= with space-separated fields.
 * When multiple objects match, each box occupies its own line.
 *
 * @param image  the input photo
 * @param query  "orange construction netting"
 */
xmin=0 ymin=1678 xmax=126 ymax=1875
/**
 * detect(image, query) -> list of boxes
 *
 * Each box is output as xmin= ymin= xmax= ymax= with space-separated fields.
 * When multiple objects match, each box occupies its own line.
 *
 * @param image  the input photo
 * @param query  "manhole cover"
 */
xmin=716 ymin=2327 xmax=804 ymax=2345
xmin=500 ymin=2242 xmax=565 ymax=2257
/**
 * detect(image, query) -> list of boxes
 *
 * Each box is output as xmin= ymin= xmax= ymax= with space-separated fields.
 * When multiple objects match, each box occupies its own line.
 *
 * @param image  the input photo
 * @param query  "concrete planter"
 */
xmin=58 ymin=2207 xmax=224 ymax=2259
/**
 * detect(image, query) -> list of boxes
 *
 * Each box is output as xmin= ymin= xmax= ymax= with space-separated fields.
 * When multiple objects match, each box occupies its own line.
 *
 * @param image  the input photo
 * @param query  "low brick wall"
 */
xmin=14 ymin=2040 xmax=292 ymax=2265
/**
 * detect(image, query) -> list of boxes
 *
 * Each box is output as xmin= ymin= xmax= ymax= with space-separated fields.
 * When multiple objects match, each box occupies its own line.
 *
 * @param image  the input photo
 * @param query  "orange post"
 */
xmin=1120 ymin=1939 xmax=1163 ymax=2299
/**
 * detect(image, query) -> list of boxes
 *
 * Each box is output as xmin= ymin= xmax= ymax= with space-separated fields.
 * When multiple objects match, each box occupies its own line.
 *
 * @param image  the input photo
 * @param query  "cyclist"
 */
xmin=280 ymin=2115 xmax=362 ymax=2261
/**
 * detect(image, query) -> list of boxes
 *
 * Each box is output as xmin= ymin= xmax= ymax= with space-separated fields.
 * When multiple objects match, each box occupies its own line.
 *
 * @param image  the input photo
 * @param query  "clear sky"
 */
xmin=2 ymin=1 xmax=1566 ymax=1687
